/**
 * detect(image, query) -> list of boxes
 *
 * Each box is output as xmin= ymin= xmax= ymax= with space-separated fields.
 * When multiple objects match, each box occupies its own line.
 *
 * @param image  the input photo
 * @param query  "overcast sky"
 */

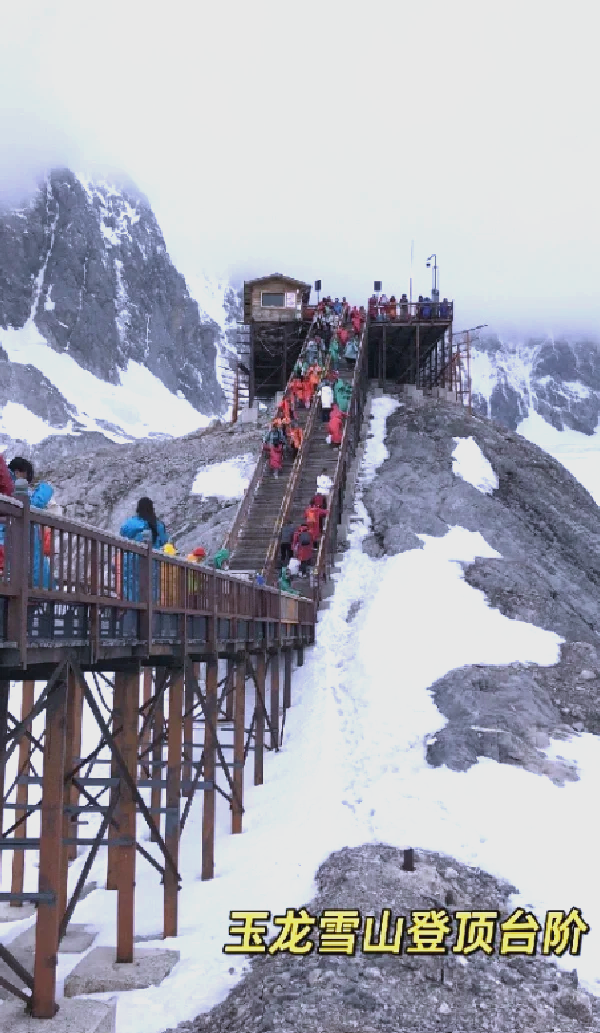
xmin=1 ymin=0 xmax=597 ymax=336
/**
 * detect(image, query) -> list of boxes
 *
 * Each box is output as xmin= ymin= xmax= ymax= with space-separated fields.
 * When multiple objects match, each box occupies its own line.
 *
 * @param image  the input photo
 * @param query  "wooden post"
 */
xmin=65 ymin=665 xmax=83 ymax=863
xmin=115 ymin=668 xmax=139 ymax=964
xmin=283 ymin=649 xmax=292 ymax=711
xmin=11 ymin=679 xmax=34 ymax=902
xmin=182 ymin=664 xmax=194 ymax=797
xmin=296 ymin=645 xmax=304 ymax=668
xmin=201 ymin=657 xmax=218 ymax=881
xmin=269 ymin=651 xmax=279 ymax=750
xmin=140 ymin=667 xmax=152 ymax=778
xmin=150 ymin=676 xmax=165 ymax=840
xmin=254 ymin=652 xmax=266 ymax=786
xmin=59 ymin=666 xmax=83 ymax=919
xmin=225 ymin=658 xmax=234 ymax=722
xmin=31 ymin=681 xmax=67 ymax=1019
xmin=106 ymin=675 xmax=120 ymax=891
xmin=231 ymin=655 xmax=246 ymax=835
xmin=0 ymin=680 xmax=9 ymax=882
xmin=382 ymin=323 xmax=387 ymax=388
xmin=164 ymin=668 xmax=183 ymax=938
xmin=415 ymin=323 xmax=420 ymax=388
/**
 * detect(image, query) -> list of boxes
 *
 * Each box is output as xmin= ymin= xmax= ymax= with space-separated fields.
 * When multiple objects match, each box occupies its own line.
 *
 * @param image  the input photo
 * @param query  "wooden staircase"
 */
xmin=228 ymin=400 xmax=312 ymax=573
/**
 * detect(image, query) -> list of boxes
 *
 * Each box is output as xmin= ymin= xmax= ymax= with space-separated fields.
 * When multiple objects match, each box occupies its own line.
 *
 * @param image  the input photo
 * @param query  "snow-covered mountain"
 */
xmin=471 ymin=333 xmax=600 ymax=505
xmin=0 ymin=169 xmax=231 ymax=450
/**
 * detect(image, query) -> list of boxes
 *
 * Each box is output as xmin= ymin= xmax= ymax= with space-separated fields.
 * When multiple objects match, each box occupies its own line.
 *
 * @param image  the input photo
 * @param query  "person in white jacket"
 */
xmin=316 ymin=469 xmax=333 ymax=498
xmin=319 ymin=380 xmax=334 ymax=424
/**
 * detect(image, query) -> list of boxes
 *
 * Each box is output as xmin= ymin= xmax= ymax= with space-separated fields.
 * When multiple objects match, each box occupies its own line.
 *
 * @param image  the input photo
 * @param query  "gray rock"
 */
xmin=361 ymin=400 xmax=600 ymax=782
xmin=0 ymin=168 xmax=226 ymax=422
xmin=556 ymin=988 xmax=593 ymax=1023
xmin=161 ymin=844 xmax=600 ymax=1033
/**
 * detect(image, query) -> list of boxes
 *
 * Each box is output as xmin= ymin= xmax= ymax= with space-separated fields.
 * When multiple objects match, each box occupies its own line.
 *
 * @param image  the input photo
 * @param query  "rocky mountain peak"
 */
xmin=0 ymin=168 xmax=226 ymax=426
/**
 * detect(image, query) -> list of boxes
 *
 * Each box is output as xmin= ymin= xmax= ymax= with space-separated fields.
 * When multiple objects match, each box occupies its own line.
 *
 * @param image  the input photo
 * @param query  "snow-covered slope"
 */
xmin=471 ymin=333 xmax=600 ymax=505
xmin=0 ymin=169 xmax=229 ymax=448
xmin=185 ymin=272 xmax=245 ymax=416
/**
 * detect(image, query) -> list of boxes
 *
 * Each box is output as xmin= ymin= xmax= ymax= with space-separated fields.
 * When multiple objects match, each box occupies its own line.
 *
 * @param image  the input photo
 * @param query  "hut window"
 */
xmin=261 ymin=292 xmax=285 ymax=307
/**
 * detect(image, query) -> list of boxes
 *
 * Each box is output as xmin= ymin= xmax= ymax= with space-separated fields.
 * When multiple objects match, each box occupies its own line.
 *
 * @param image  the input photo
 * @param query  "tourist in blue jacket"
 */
xmin=4 ymin=457 xmax=54 ymax=588
xmin=119 ymin=497 xmax=169 ymax=602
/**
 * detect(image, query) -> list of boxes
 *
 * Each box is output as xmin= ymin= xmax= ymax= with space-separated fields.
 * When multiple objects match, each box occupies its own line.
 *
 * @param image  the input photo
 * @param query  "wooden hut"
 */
xmin=242 ymin=274 xmax=313 ymax=404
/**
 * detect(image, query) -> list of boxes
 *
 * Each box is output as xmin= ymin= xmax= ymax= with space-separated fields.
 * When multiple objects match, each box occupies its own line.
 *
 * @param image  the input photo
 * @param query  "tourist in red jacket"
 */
xmin=303 ymin=504 xmax=321 ymax=543
xmin=293 ymin=524 xmax=314 ymax=575
xmin=328 ymin=404 xmax=345 ymax=447
xmin=269 ymin=442 xmax=284 ymax=478
xmin=0 ymin=456 xmax=14 ymax=498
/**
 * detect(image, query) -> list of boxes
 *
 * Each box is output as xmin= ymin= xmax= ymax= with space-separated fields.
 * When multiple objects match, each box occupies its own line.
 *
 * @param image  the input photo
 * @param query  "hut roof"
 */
xmin=245 ymin=273 xmax=311 ymax=289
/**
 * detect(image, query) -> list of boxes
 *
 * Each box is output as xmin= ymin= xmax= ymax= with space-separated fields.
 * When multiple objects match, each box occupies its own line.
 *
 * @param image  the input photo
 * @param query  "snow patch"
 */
xmin=0 ymin=321 xmax=213 ymax=442
xmin=452 ymin=435 xmax=499 ymax=494
xmin=517 ymin=408 xmax=600 ymax=506
xmin=191 ymin=454 xmax=256 ymax=499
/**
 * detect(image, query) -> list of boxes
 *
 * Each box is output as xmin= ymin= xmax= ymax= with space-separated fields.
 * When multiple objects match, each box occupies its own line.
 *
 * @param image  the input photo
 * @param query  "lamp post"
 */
xmin=426 ymin=254 xmax=438 ymax=301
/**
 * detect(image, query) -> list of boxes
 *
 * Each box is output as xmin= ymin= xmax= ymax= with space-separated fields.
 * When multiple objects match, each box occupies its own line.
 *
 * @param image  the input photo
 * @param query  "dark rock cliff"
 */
xmin=0 ymin=168 xmax=226 ymax=420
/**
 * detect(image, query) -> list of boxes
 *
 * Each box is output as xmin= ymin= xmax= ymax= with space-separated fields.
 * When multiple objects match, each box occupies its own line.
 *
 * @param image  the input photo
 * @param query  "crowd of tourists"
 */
xmin=269 ymin=300 xmax=364 ymax=594
xmin=0 ymin=298 xmax=364 ymax=600
xmin=368 ymin=293 xmax=452 ymax=321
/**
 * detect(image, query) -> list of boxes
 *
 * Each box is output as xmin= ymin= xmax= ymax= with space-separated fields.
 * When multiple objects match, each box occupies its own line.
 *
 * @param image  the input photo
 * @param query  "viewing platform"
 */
xmin=367 ymin=300 xmax=454 ymax=387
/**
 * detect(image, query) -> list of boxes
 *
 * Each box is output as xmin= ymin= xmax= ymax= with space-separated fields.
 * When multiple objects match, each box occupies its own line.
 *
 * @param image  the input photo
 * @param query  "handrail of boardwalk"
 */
xmin=312 ymin=324 xmax=369 ymax=602
xmin=223 ymin=313 xmax=317 ymax=561
xmin=0 ymin=494 xmax=315 ymax=668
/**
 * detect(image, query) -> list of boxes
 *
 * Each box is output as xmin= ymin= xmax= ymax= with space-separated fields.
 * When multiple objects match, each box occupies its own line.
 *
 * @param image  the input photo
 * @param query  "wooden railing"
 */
xmin=0 ymin=493 xmax=315 ymax=668
xmin=312 ymin=326 xmax=369 ymax=599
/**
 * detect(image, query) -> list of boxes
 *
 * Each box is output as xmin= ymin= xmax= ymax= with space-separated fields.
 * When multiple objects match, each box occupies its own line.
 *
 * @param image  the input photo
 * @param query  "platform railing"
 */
xmin=0 ymin=495 xmax=314 ymax=668
xmin=368 ymin=300 xmax=453 ymax=321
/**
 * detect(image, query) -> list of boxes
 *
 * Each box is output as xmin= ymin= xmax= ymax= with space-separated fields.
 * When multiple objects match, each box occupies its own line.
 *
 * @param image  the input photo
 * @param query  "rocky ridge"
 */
xmin=0 ymin=168 xmax=226 ymax=431
xmin=163 ymin=844 xmax=599 ymax=1033
xmin=360 ymin=395 xmax=600 ymax=780
xmin=471 ymin=334 xmax=600 ymax=434
xmin=35 ymin=418 xmax=267 ymax=560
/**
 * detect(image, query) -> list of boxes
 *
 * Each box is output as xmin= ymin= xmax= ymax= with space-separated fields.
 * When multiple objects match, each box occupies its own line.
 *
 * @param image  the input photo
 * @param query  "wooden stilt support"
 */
xmin=296 ymin=645 xmax=304 ymax=668
xmin=269 ymin=651 xmax=279 ymax=750
xmin=140 ymin=666 xmax=152 ymax=778
xmin=31 ymin=677 xmax=67 ymax=1019
xmin=10 ymin=679 xmax=34 ymax=903
xmin=150 ymin=674 xmax=165 ymax=842
xmin=65 ymin=666 xmax=84 ymax=863
xmin=106 ymin=673 xmax=119 ymax=891
xmin=254 ymin=652 xmax=266 ymax=786
xmin=225 ymin=658 xmax=234 ymax=722
xmin=115 ymin=668 xmax=139 ymax=964
xmin=283 ymin=649 xmax=292 ymax=711
xmin=164 ymin=668 xmax=183 ymax=938
xmin=0 ymin=680 xmax=8 ymax=882
xmin=59 ymin=666 xmax=83 ymax=919
xmin=201 ymin=657 xmax=218 ymax=881
xmin=182 ymin=664 xmax=194 ymax=797
xmin=231 ymin=655 xmax=246 ymax=835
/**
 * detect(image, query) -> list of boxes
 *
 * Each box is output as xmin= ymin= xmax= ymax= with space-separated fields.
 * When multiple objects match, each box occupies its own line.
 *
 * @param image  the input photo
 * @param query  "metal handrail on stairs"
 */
xmin=312 ymin=324 xmax=368 ymax=601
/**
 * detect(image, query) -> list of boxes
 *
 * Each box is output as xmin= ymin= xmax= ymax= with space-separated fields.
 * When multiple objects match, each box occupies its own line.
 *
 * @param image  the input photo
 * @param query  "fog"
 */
xmin=1 ymin=0 xmax=598 ymax=336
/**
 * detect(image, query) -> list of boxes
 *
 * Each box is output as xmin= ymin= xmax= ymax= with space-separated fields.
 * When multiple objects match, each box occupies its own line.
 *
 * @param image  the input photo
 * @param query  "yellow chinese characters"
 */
xmin=222 ymin=907 xmax=590 ymax=957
